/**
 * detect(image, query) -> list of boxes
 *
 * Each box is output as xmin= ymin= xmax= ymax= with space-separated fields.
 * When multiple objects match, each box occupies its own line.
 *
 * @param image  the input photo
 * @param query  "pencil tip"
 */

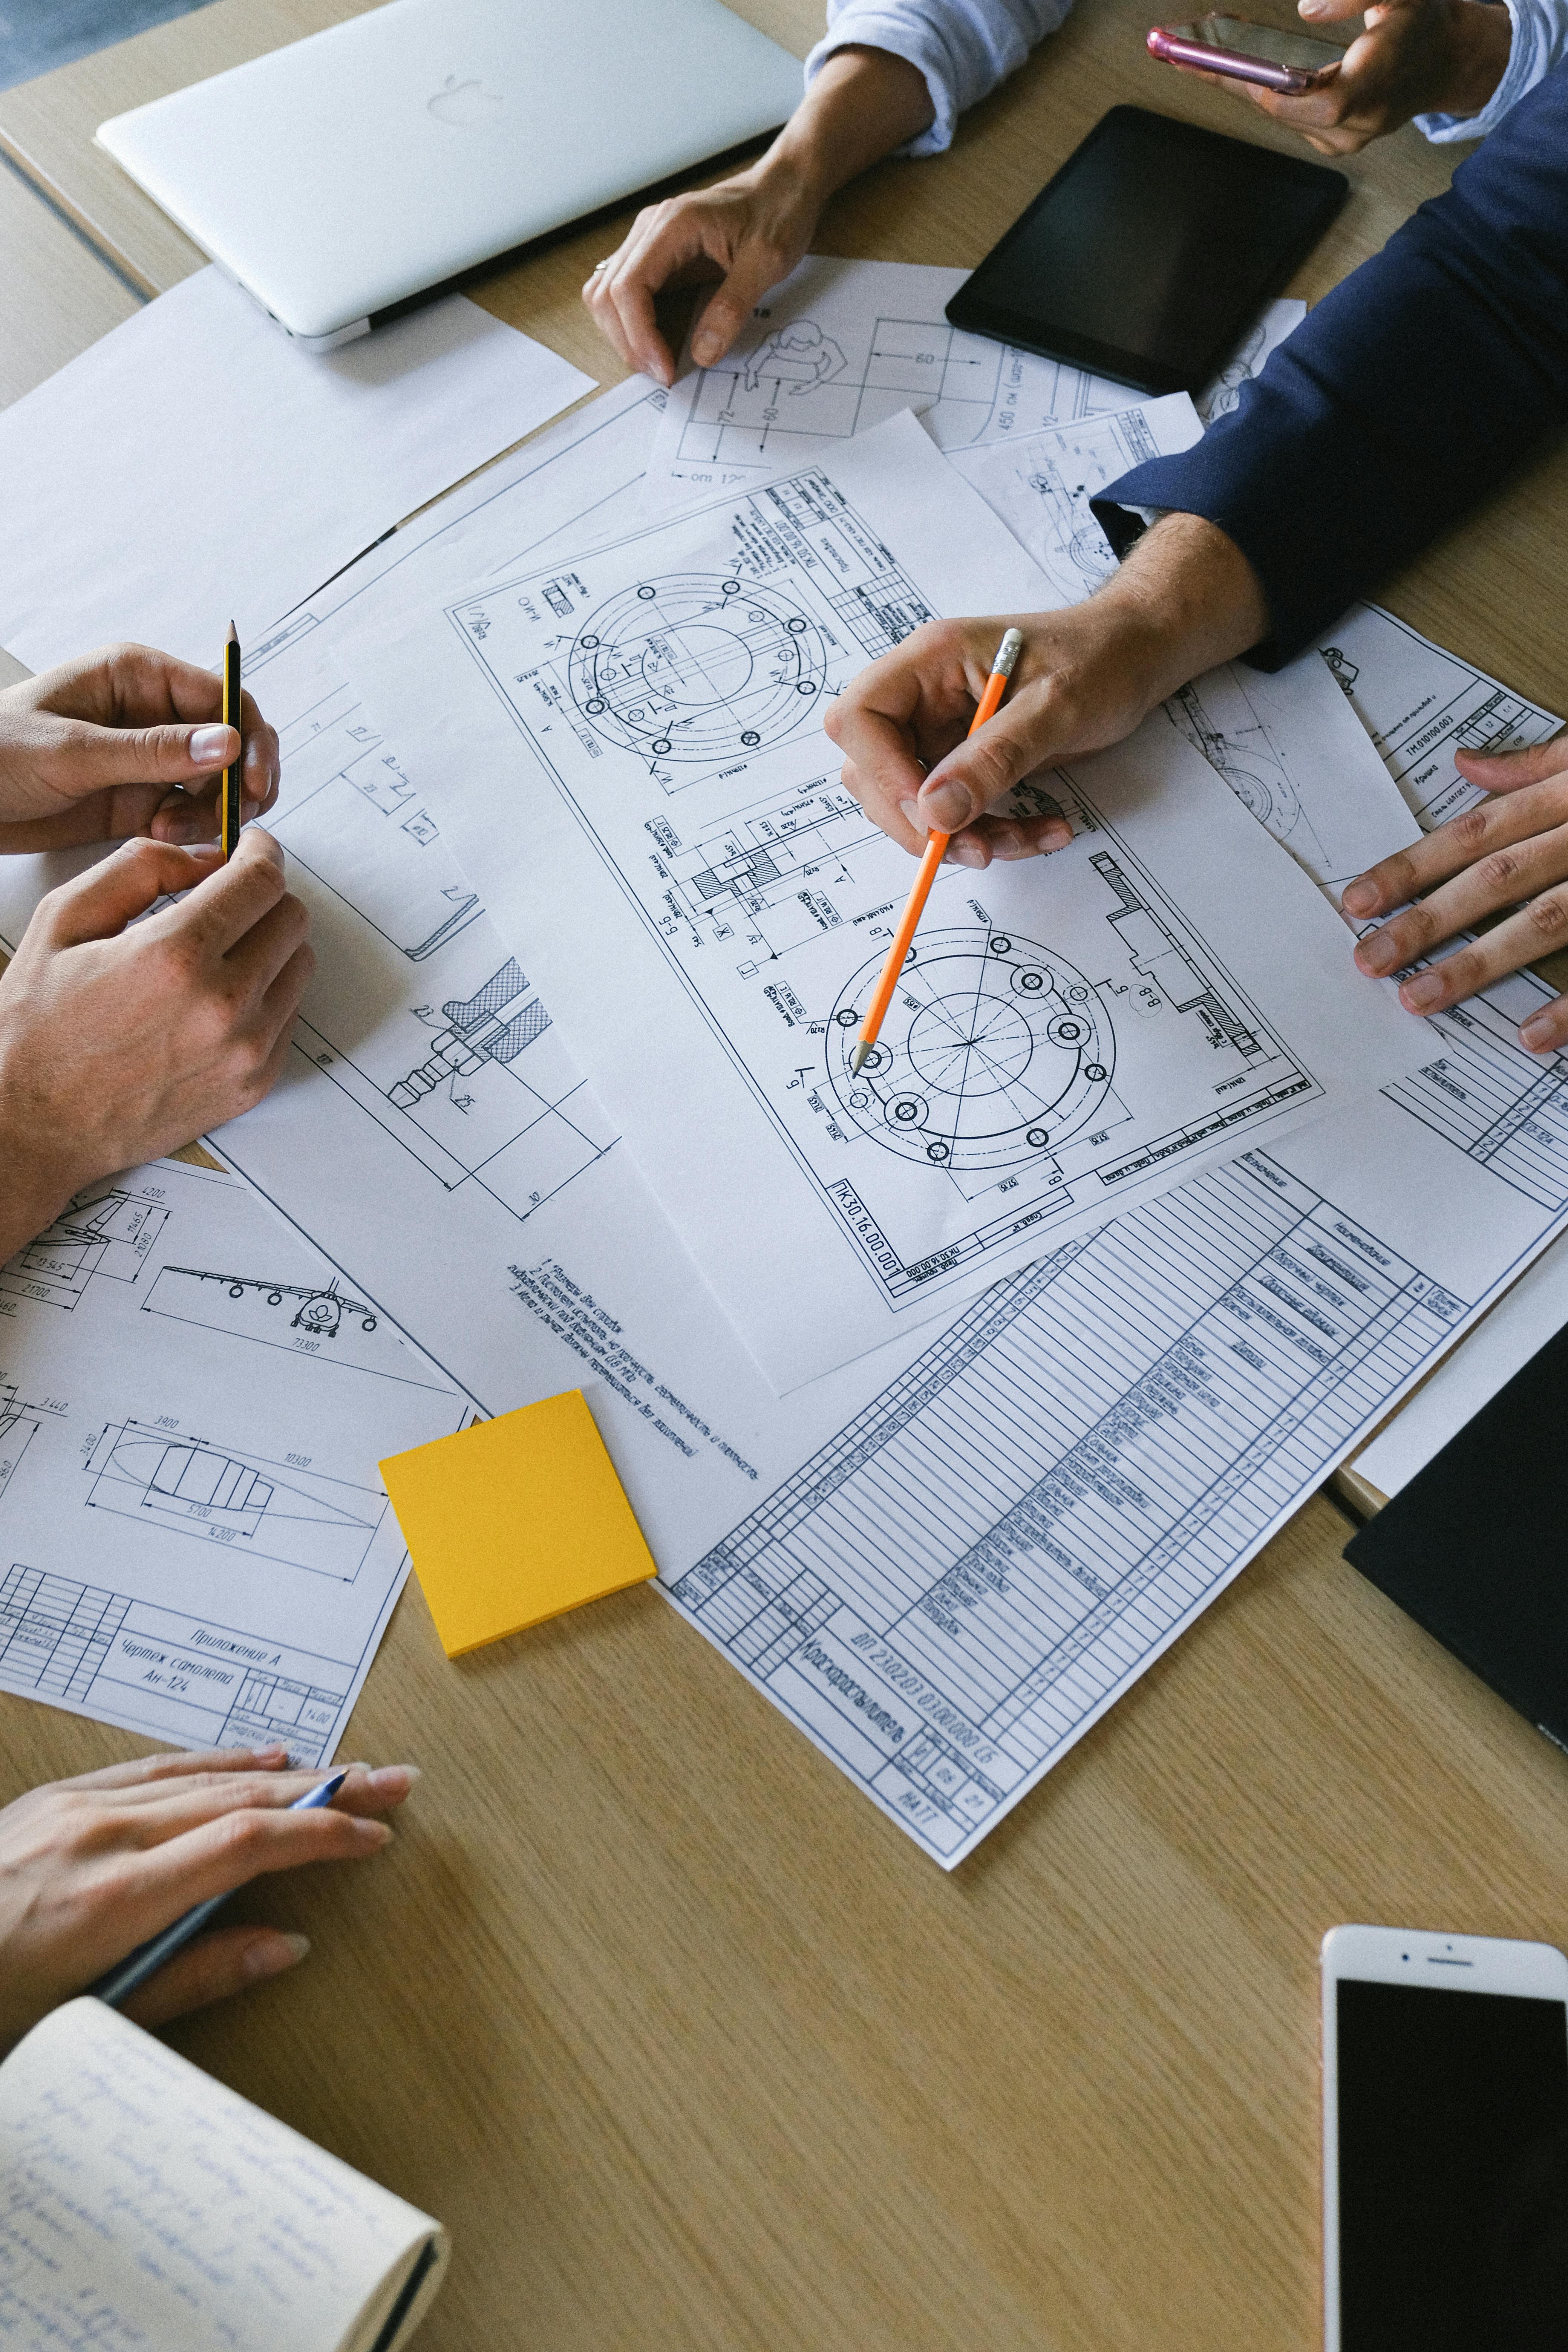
xmin=850 ymin=1041 xmax=872 ymax=1073
xmin=228 ymin=619 xmax=238 ymax=640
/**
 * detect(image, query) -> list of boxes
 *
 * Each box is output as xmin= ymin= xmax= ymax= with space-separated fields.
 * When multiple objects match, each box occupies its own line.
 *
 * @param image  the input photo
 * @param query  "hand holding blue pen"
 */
xmin=92 ymin=1768 xmax=354 ymax=2009
xmin=0 ymin=1745 xmax=416 ymax=2053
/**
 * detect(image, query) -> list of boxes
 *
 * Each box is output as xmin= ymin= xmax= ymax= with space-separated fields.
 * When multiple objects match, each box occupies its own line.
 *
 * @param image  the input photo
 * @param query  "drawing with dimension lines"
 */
xmin=85 ymin=1419 xmax=386 ymax=1581
xmin=298 ymin=946 xmax=616 ymax=1225
xmin=433 ymin=416 xmax=1418 ymax=1390
xmin=0 ymin=1186 xmax=167 ymax=1311
xmin=0 ymin=1386 xmax=43 ymax=1506
xmin=140 ymin=1263 xmax=456 ymax=1392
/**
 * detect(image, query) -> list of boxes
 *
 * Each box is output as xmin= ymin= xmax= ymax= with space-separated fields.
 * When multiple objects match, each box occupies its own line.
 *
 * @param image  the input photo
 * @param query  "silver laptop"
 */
xmin=97 ymin=0 xmax=802 ymax=351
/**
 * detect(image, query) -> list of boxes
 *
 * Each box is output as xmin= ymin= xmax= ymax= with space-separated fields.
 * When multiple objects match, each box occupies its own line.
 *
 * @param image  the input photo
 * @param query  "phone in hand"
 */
xmin=1321 ymin=1923 xmax=1568 ymax=2346
xmin=1148 ymin=13 xmax=1345 ymax=91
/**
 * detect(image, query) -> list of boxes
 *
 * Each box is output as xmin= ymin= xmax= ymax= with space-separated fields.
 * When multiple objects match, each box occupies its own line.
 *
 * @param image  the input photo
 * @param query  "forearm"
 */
xmin=1095 ymin=64 xmax=1568 ymax=662
xmin=1081 ymin=513 xmax=1267 ymax=707
xmin=745 ymin=47 xmax=934 ymax=213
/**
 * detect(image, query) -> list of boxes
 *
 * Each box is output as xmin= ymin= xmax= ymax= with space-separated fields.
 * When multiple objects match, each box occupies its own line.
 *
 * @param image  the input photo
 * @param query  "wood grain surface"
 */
xmin=2 ymin=8 xmax=1568 ymax=2347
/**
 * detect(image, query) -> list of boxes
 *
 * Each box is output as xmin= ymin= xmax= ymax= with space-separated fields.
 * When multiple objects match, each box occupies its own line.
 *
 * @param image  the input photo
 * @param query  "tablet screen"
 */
xmin=946 ymin=108 xmax=1346 ymax=395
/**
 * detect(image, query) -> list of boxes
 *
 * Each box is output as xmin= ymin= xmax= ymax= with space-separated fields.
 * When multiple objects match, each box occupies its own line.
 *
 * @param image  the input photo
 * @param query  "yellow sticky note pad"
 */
xmin=380 ymin=1391 xmax=656 ymax=1657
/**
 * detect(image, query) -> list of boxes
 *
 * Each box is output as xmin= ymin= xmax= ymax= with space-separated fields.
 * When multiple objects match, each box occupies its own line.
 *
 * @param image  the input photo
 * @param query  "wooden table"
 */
xmin=3 ymin=10 xmax=1568 ymax=2348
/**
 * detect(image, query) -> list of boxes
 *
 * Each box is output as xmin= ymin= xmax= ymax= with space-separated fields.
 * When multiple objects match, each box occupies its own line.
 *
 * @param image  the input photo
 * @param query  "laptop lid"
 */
xmin=96 ymin=0 xmax=802 ymax=348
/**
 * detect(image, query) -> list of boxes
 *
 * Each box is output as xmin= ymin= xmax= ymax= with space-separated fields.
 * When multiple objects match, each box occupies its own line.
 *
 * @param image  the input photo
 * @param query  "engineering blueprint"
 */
xmin=1311 ymin=602 xmax=1562 ymax=833
xmin=0 ymin=1159 xmax=462 ymax=1758
xmin=643 ymin=256 xmax=1303 ymax=507
xmin=947 ymin=401 xmax=1424 ymax=898
xmin=0 ymin=380 xmax=1553 ymax=1861
xmin=947 ymin=392 xmax=1204 ymax=607
xmin=407 ymin=411 xmax=1420 ymax=1389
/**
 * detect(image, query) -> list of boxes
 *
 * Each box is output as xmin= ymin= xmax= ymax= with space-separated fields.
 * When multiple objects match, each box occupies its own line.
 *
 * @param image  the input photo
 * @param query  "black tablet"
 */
xmin=945 ymin=107 xmax=1347 ymax=397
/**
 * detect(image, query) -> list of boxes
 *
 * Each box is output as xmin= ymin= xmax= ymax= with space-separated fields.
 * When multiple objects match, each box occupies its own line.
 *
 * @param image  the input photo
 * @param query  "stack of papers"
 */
xmin=2 ymin=257 xmax=1562 ymax=1865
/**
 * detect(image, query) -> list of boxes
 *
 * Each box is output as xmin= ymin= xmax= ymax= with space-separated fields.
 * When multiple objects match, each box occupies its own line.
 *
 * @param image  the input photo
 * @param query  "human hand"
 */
xmin=824 ymin=514 xmax=1269 ymax=866
xmin=1346 ymin=735 xmax=1568 ymax=1048
xmin=0 ymin=642 xmax=280 ymax=854
xmin=1202 ymin=0 xmax=1512 ymax=154
xmin=0 ymin=1744 xmax=415 ymax=2050
xmin=583 ymin=159 xmax=824 ymax=387
xmin=582 ymin=46 xmax=934 ymax=385
xmin=0 ymin=827 xmax=312 ymax=1253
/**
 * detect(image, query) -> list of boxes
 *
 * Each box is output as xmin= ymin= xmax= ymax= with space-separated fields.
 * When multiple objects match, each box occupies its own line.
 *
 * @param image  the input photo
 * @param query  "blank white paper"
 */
xmin=0 ymin=265 xmax=593 ymax=672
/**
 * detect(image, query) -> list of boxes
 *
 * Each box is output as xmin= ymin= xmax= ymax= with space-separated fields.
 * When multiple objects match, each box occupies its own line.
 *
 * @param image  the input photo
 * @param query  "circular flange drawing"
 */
xmin=827 ymin=930 xmax=1114 ymax=1173
xmin=566 ymin=574 xmax=826 ymax=764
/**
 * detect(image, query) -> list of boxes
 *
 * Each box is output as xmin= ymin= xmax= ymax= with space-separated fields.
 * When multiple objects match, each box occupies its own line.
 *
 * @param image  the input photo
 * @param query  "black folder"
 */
xmin=1344 ymin=1320 xmax=1568 ymax=1751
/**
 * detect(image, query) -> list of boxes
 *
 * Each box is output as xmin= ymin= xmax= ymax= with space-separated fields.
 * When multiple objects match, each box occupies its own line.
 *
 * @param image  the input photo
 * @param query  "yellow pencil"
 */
xmin=850 ymin=627 xmax=1024 ymax=1075
xmin=220 ymin=620 xmax=242 ymax=862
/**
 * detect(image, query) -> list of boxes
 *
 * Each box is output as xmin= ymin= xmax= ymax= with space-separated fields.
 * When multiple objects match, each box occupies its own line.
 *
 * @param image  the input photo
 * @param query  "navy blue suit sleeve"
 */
xmin=1089 ymin=65 xmax=1568 ymax=669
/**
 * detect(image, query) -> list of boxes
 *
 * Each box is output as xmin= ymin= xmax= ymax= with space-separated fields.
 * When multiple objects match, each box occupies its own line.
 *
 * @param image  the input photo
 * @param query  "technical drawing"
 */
xmin=388 ymin=957 xmax=551 ymax=1106
xmin=1167 ymin=677 xmax=1330 ymax=880
xmin=0 ymin=1186 xmax=167 ymax=1311
xmin=741 ymin=320 xmax=846 ymax=395
xmin=85 ymin=1419 xmax=384 ymax=1580
xmin=296 ymin=950 xmax=616 ymax=1229
xmin=568 ymin=575 xmax=827 ymax=769
xmin=677 ymin=315 xmax=1003 ymax=472
xmin=828 ymin=932 xmax=1115 ymax=1173
xmin=452 ymin=466 xmax=1325 ymax=1311
xmin=270 ymin=679 xmax=482 ymax=962
xmin=136 ymin=1262 xmax=461 ymax=1391
xmin=0 ymin=1386 xmax=41 ymax=1506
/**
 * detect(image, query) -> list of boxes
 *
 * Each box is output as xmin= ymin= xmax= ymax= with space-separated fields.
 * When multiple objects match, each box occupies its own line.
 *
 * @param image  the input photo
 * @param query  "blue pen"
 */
xmin=90 ymin=1767 xmax=350 ymax=2010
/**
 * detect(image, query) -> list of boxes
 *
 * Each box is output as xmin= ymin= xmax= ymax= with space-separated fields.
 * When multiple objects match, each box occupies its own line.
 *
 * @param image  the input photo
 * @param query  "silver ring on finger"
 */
xmin=590 ymin=259 xmax=612 ymax=274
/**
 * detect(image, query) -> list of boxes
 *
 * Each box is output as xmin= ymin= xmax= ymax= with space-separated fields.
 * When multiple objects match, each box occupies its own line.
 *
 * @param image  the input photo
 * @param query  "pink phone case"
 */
xmin=1146 ymin=22 xmax=1339 ymax=92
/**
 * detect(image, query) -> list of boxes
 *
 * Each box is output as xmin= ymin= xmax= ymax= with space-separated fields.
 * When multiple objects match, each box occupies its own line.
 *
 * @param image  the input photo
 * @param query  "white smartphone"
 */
xmin=1321 ymin=1923 xmax=1568 ymax=2347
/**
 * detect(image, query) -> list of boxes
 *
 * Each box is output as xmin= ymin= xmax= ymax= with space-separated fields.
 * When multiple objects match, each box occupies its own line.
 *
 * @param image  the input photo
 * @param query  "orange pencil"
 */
xmin=850 ymin=627 xmax=1024 ymax=1075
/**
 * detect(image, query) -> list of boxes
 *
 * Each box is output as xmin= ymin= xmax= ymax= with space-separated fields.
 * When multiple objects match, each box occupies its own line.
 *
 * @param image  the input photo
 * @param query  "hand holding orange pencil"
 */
xmin=850 ymin=628 xmax=1024 ymax=1075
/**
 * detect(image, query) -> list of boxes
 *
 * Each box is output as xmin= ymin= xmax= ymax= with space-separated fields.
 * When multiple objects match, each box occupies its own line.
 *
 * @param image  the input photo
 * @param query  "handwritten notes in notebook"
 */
xmin=381 ymin=1390 xmax=657 ymax=1655
xmin=0 ymin=1997 xmax=447 ymax=2352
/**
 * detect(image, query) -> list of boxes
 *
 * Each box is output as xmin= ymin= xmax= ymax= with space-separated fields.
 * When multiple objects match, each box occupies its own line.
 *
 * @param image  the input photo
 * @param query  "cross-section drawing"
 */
xmin=828 ymin=932 xmax=1115 ymax=1173
xmin=85 ymin=1420 xmax=385 ymax=1580
xmin=568 ymin=574 xmax=827 ymax=769
xmin=0 ymin=1386 xmax=41 ymax=1506
xmin=0 ymin=1187 xmax=167 ymax=1311
xmin=297 ymin=951 xmax=616 ymax=1227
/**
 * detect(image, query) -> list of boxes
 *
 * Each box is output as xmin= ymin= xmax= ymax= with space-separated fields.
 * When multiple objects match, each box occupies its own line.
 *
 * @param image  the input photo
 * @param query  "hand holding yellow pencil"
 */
xmin=850 ymin=628 xmax=1024 ymax=1075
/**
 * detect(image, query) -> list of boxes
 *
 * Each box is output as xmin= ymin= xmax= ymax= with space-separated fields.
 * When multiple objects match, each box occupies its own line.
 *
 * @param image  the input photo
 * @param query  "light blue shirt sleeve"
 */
xmin=1415 ymin=0 xmax=1568 ymax=139
xmin=803 ymin=0 xmax=1072 ymax=155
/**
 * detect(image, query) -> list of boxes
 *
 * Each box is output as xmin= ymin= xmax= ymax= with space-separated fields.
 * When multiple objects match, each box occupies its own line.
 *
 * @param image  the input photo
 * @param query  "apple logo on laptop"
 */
xmin=429 ymin=74 xmax=503 ymax=127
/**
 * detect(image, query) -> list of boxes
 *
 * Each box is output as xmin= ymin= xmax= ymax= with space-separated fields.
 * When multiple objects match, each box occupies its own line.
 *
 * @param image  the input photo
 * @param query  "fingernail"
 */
xmin=252 ymin=1742 xmax=290 ymax=1762
xmin=165 ymin=813 xmax=207 ymax=844
xmin=1341 ymin=879 xmax=1377 ymax=916
xmin=923 ymin=780 xmax=973 ymax=831
xmin=1522 ymin=1014 xmax=1557 ymax=1050
xmin=240 ymin=798 xmax=261 ymax=822
xmin=352 ymin=1816 xmax=394 ymax=1846
xmin=899 ymin=798 xmax=926 ymax=836
xmin=1401 ymin=972 xmax=1444 ymax=1011
xmin=364 ymin=1763 xmax=420 ymax=1790
xmin=188 ymin=724 xmax=234 ymax=767
xmin=241 ymin=1931 xmax=310 ymax=1981
xmin=1357 ymin=931 xmax=1398 ymax=975
xmin=1043 ymin=821 xmax=1073 ymax=851
xmin=946 ymin=834 xmax=987 ymax=869
xmin=691 ymin=332 xmax=720 ymax=367
xmin=1298 ymin=0 xmax=1329 ymax=17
